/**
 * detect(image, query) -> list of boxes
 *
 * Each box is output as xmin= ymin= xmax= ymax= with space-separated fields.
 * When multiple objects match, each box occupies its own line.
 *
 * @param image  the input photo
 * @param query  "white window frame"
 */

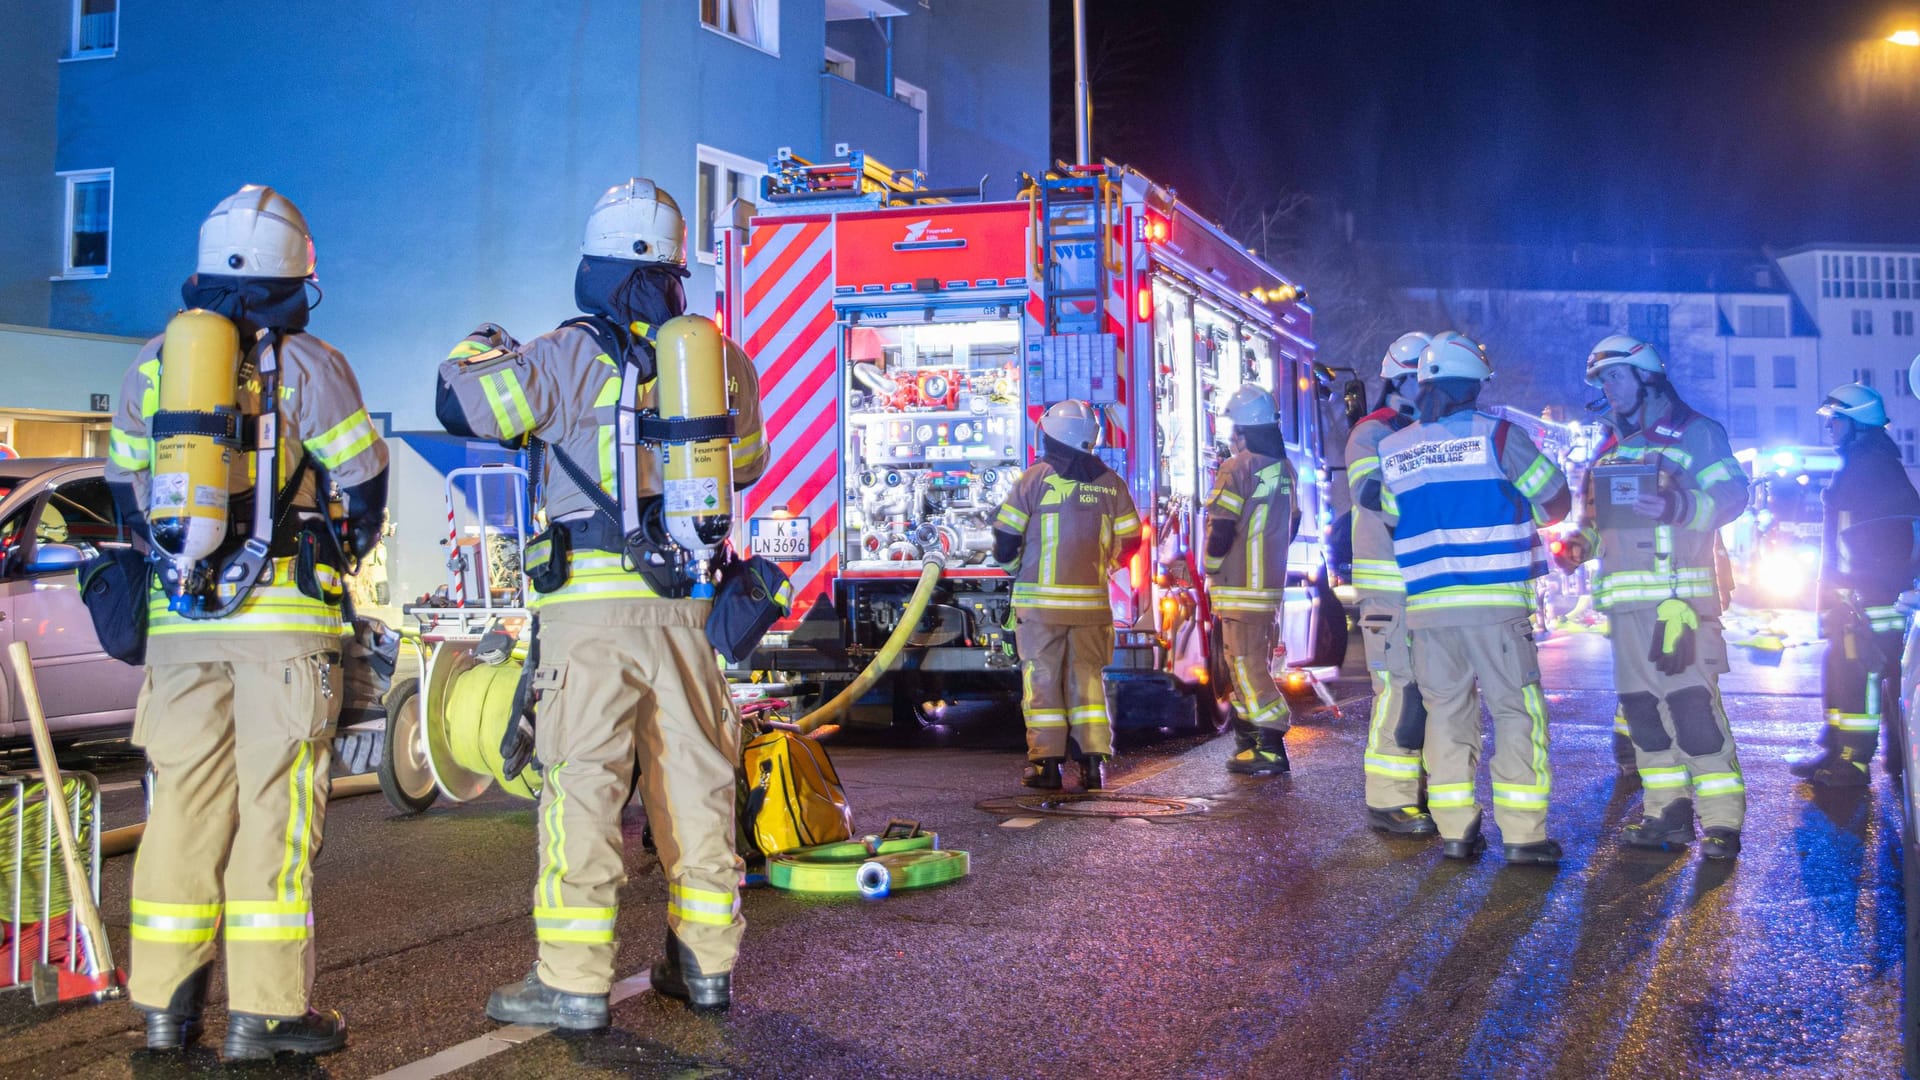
xmin=824 ymin=44 xmax=856 ymax=81
xmin=54 ymin=168 xmax=113 ymax=280
xmin=695 ymin=146 xmax=766 ymax=266
xmin=61 ymin=0 xmax=118 ymax=62
xmin=892 ymin=76 xmax=928 ymax=174
xmin=701 ymin=0 xmax=780 ymax=57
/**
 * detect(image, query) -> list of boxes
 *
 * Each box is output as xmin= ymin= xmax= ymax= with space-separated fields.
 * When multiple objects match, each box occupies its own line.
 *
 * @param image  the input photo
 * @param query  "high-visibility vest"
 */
xmin=1379 ymin=411 xmax=1539 ymax=615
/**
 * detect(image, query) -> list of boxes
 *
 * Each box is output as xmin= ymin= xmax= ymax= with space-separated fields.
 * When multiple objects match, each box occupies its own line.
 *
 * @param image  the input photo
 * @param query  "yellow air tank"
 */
xmin=149 ymin=309 xmax=240 ymax=569
xmin=648 ymin=315 xmax=734 ymax=560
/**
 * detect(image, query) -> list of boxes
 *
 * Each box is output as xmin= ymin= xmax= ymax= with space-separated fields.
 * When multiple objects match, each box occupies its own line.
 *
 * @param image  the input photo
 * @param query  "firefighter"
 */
xmin=1555 ymin=334 xmax=1749 ymax=859
xmin=994 ymin=400 xmax=1143 ymax=791
xmin=436 ymin=179 xmax=767 ymax=1026
xmin=1204 ymin=385 xmax=1301 ymax=775
xmin=1346 ymin=331 xmax=1437 ymax=833
xmin=105 ymin=186 xmax=388 ymax=1059
xmin=1787 ymin=382 xmax=1920 ymax=785
xmin=1374 ymin=333 xmax=1571 ymax=864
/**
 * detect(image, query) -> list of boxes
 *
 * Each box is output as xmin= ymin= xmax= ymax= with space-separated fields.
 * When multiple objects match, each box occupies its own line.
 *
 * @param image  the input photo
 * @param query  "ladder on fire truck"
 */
xmin=1030 ymin=164 xmax=1112 ymax=337
xmin=761 ymin=146 xmax=983 ymax=206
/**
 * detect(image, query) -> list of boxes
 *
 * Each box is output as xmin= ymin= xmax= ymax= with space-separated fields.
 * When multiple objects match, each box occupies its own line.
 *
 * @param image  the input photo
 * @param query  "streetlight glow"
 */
xmin=1889 ymin=30 xmax=1920 ymax=46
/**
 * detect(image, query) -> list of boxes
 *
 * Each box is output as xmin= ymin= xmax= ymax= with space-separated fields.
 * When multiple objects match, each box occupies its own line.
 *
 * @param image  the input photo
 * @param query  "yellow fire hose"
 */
xmin=793 ymin=553 xmax=946 ymax=734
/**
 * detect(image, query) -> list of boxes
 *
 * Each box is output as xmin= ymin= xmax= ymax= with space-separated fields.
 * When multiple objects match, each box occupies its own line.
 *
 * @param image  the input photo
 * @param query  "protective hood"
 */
xmin=1239 ymin=422 xmax=1288 ymax=460
xmin=1839 ymin=423 xmax=1901 ymax=465
xmin=180 ymin=273 xmax=310 ymax=339
xmin=1415 ymin=377 xmax=1482 ymax=423
xmin=1042 ymin=434 xmax=1106 ymax=482
xmin=574 ymin=255 xmax=688 ymax=329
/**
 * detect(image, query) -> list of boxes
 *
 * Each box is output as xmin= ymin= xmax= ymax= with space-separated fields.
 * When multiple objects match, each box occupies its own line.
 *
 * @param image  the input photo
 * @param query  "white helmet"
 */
xmin=1418 ymin=331 xmax=1492 ymax=383
xmin=1040 ymin=400 xmax=1101 ymax=451
xmin=1223 ymin=385 xmax=1279 ymax=427
xmin=582 ymin=178 xmax=686 ymax=265
xmin=196 ymin=185 xmax=314 ymax=278
xmin=1380 ymin=331 xmax=1431 ymax=380
xmin=1817 ymin=382 xmax=1888 ymax=427
xmin=1584 ymin=333 xmax=1666 ymax=387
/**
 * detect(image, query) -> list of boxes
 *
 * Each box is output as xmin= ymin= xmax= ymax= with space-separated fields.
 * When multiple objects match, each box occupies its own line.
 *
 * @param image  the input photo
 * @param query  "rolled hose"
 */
xmin=101 ymin=773 xmax=382 ymax=858
xmin=793 ymin=553 xmax=946 ymax=734
xmin=767 ymin=832 xmax=970 ymax=896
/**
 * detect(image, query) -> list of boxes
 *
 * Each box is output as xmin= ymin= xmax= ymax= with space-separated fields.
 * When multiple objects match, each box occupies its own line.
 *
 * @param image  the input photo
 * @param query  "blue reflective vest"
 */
xmin=1378 ymin=411 xmax=1540 ymax=614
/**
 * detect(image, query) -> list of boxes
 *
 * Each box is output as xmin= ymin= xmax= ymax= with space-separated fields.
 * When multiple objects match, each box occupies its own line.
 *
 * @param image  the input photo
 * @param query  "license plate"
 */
xmin=750 ymin=516 xmax=812 ymax=560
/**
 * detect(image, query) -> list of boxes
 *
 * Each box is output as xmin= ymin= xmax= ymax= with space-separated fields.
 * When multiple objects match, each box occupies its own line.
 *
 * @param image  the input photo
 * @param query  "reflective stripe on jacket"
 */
xmin=993 ymin=462 xmax=1141 ymax=625
xmin=1205 ymin=448 xmax=1297 ymax=613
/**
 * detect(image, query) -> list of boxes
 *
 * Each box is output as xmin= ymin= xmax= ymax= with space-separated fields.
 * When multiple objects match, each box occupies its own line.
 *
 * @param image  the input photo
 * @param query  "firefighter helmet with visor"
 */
xmin=1380 ymin=332 xmax=1431 ymax=380
xmin=1223 ymin=385 xmax=1279 ymax=428
xmin=1817 ymin=382 xmax=1888 ymax=427
xmin=196 ymin=185 xmax=315 ymax=279
xmin=1584 ymin=334 xmax=1665 ymax=387
xmin=1418 ymin=332 xmax=1492 ymax=383
xmin=582 ymin=178 xmax=687 ymax=266
xmin=1040 ymin=400 xmax=1102 ymax=451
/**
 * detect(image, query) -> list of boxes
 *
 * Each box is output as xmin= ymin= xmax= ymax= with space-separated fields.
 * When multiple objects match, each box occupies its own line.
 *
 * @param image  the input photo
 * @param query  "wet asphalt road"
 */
xmin=0 ymin=617 xmax=1906 ymax=1079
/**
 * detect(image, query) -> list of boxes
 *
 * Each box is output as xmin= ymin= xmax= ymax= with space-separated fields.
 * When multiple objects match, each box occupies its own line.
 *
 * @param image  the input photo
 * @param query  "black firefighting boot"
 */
xmin=1366 ymin=805 xmax=1438 ymax=836
xmin=1080 ymin=754 xmax=1110 ymax=791
xmin=650 ymin=930 xmax=731 ymax=1012
xmin=485 ymin=967 xmax=610 ymax=1031
xmin=222 ymin=1009 xmax=349 ymax=1062
xmin=1700 ymin=827 xmax=1742 ymax=860
xmin=1503 ymin=838 xmax=1564 ymax=866
xmin=138 ymin=963 xmax=210 ymax=1051
xmin=1226 ymin=727 xmax=1289 ymax=776
xmin=1441 ymin=815 xmax=1486 ymax=861
xmin=1622 ymin=797 xmax=1695 ymax=850
xmin=1020 ymin=758 xmax=1063 ymax=790
xmin=1808 ymin=757 xmax=1871 ymax=788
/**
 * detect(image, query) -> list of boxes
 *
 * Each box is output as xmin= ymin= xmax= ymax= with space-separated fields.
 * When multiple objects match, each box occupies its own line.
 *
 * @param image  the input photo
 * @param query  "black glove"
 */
xmin=1648 ymin=597 xmax=1699 ymax=676
xmin=340 ymin=470 xmax=389 ymax=560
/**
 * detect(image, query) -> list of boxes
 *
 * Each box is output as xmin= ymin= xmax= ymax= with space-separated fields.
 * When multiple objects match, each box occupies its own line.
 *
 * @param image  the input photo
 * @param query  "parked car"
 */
xmin=0 ymin=458 xmax=142 ymax=743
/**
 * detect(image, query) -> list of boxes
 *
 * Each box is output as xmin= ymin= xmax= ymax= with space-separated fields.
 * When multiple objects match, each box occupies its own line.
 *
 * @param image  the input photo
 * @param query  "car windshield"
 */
xmin=0 ymin=483 xmax=12 ymax=501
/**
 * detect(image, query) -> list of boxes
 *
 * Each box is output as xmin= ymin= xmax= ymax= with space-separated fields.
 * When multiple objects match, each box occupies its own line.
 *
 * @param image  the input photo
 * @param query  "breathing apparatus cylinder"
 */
xmin=649 ymin=315 xmax=734 ymax=592
xmin=150 ymin=309 xmax=241 ymax=609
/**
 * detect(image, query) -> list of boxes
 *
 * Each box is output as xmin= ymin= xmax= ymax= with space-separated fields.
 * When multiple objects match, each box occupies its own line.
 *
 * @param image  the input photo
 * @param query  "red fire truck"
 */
xmin=715 ymin=150 xmax=1343 ymax=728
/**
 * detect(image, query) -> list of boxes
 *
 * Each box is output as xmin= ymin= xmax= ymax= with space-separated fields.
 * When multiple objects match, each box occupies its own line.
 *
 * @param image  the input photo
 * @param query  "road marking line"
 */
xmin=368 ymin=971 xmax=653 ymax=1080
xmin=999 ymin=816 xmax=1043 ymax=829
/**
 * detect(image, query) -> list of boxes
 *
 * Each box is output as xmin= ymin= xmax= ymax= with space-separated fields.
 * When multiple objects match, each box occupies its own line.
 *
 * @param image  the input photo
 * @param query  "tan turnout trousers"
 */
xmin=1359 ymin=598 xmax=1425 ymax=811
xmin=128 ymin=650 xmax=341 ymax=1018
xmin=1608 ymin=607 xmax=1745 ymax=830
xmin=1016 ymin=616 xmax=1114 ymax=760
xmin=530 ymin=602 xmax=744 ymax=995
xmin=1220 ymin=612 xmax=1289 ymax=733
xmin=1412 ymin=617 xmax=1552 ymax=846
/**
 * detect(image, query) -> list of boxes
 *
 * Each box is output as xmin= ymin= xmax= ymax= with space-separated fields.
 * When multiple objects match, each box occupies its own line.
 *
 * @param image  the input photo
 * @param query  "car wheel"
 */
xmin=1192 ymin=618 xmax=1233 ymax=734
xmin=377 ymin=678 xmax=438 ymax=814
xmin=1306 ymin=576 xmax=1349 ymax=669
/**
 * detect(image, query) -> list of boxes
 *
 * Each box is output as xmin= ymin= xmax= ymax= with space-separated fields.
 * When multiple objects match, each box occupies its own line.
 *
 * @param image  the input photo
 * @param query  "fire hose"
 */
xmin=101 ymin=774 xmax=382 ymax=858
xmin=767 ymin=829 xmax=970 ymax=898
xmin=793 ymin=553 xmax=946 ymax=734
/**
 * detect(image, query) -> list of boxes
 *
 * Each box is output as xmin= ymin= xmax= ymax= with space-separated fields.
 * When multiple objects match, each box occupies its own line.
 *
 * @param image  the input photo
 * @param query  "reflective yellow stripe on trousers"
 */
xmin=130 ymin=899 xmax=220 ymax=944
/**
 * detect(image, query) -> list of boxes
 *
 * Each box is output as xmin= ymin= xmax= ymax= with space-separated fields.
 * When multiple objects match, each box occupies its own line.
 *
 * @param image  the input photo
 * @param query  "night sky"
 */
xmin=1059 ymin=0 xmax=1920 ymax=249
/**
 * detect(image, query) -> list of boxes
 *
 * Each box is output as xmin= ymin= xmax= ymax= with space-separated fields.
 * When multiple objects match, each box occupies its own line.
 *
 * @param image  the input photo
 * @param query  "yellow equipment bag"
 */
xmin=738 ymin=730 xmax=853 ymax=858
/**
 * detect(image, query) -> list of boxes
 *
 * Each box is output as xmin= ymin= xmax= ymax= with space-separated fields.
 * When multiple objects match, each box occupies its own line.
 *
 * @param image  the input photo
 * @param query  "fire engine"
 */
xmin=715 ymin=149 xmax=1341 ymax=728
xmin=1723 ymin=444 xmax=1839 ymax=610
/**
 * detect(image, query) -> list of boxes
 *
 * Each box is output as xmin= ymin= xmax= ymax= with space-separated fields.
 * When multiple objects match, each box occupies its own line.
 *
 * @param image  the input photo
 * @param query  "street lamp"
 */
xmin=1889 ymin=29 xmax=1920 ymax=46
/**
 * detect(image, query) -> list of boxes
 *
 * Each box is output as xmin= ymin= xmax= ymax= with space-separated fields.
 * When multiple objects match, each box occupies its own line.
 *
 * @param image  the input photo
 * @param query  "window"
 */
xmin=1897 ymin=310 xmax=1915 ymax=336
xmin=694 ymin=146 xmax=765 ymax=265
xmin=892 ymin=77 xmax=929 ymax=174
xmin=1853 ymin=309 xmax=1874 ymax=335
xmin=1773 ymin=406 xmax=1798 ymax=441
xmin=57 ymin=169 xmax=112 ymax=278
xmin=1852 ymin=367 xmax=1876 ymax=388
xmin=1735 ymin=304 xmax=1786 ymax=337
xmin=1730 ymin=354 xmax=1755 ymax=388
xmin=1586 ymin=301 xmax=1610 ymax=326
xmin=1627 ymin=302 xmax=1670 ymax=353
xmin=1898 ymin=368 xmax=1915 ymax=398
xmin=701 ymin=0 xmax=779 ymax=54
xmin=34 ymin=478 xmax=128 ymax=554
xmin=824 ymin=45 xmax=855 ymax=80
xmin=65 ymin=0 xmax=116 ymax=60
xmin=1902 ymin=427 xmax=1920 ymax=466
xmin=1772 ymin=354 xmax=1795 ymax=388
xmin=1730 ymin=405 xmax=1758 ymax=440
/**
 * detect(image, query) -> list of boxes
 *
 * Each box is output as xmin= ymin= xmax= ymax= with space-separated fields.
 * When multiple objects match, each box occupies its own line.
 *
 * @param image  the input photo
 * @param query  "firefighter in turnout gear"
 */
xmin=1346 ymin=331 xmax=1438 ymax=834
xmin=1557 ymin=334 xmax=1749 ymax=859
xmin=1374 ymin=333 xmax=1571 ymax=865
xmin=1787 ymin=382 xmax=1920 ymax=786
xmin=994 ymin=400 xmax=1143 ymax=792
xmin=436 ymin=179 xmax=767 ymax=1027
xmin=105 ymin=186 xmax=388 ymax=1060
xmin=1204 ymin=385 xmax=1301 ymax=776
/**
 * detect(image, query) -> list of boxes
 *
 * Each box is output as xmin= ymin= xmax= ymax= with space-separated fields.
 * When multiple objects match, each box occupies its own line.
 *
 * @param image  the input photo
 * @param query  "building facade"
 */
xmin=5 ymin=0 xmax=1048 ymax=430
